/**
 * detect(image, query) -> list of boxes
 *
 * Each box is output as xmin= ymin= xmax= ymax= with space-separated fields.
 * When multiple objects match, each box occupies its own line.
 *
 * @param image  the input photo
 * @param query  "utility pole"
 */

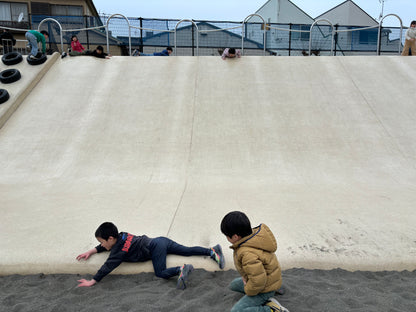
xmin=379 ymin=0 xmax=386 ymax=21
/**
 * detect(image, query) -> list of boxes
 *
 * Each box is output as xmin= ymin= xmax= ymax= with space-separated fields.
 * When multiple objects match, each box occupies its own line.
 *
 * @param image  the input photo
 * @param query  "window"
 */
xmin=0 ymin=1 xmax=28 ymax=22
xmin=51 ymin=5 xmax=83 ymax=16
xmin=359 ymin=29 xmax=378 ymax=45
xmin=291 ymin=25 xmax=310 ymax=41
xmin=31 ymin=3 xmax=83 ymax=16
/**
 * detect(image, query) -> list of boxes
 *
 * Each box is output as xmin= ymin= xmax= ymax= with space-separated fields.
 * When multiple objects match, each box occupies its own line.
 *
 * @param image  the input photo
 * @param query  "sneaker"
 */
xmin=176 ymin=264 xmax=193 ymax=290
xmin=132 ymin=49 xmax=140 ymax=56
xmin=265 ymin=298 xmax=290 ymax=312
xmin=210 ymin=244 xmax=225 ymax=269
xmin=28 ymin=55 xmax=37 ymax=60
xmin=61 ymin=52 xmax=67 ymax=59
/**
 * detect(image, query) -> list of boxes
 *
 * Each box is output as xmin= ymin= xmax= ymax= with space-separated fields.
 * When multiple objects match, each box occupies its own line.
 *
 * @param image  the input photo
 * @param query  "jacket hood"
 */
xmin=231 ymin=224 xmax=277 ymax=253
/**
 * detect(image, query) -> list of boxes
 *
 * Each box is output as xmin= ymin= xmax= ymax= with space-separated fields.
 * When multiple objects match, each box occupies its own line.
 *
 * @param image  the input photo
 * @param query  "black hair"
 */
xmin=166 ymin=46 xmax=173 ymax=51
xmin=96 ymin=45 xmax=104 ymax=52
xmin=229 ymin=48 xmax=236 ymax=54
xmin=40 ymin=30 xmax=49 ymax=37
xmin=411 ymin=21 xmax=416 ymax=26
xmin=221 ymin=211 xmax=252 ymax=238
xmin=95 ymin=222 xmax=118 ymax=240
xmin=71 ymin=35 xmax=78 ymax=40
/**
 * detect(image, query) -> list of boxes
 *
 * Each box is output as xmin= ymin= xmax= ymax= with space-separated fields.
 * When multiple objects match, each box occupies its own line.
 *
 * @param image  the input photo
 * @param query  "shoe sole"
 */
xmin=268 ymin=298 xmax=290 ymax=312
xmin=176 ymin=264 xmax=194 ymax=290
xmin=214 ymin=244 xmax=225 ymax=269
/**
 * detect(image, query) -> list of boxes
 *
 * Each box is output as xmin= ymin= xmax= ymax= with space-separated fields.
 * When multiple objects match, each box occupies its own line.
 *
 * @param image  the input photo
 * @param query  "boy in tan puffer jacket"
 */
xmin=221 ymin=211 xmax=289 ymax=312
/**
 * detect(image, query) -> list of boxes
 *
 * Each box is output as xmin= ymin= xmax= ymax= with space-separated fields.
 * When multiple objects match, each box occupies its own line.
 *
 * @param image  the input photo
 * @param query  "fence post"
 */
xmin=85 ymin=15 xmax=90 ymax=49
xmin=191 ymin=19 xmax=195 ymax=56
xmin=139 ymin=17 xmax=143 ymax=52
xmin=288 ymin=23 xmax=292 ymax=56
xmin=334 ymin=24 xmax=338 ymax=56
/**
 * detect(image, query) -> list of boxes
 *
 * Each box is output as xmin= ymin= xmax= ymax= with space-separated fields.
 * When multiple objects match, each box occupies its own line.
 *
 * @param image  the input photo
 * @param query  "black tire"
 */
xmin=0 ymin=69 xmax=21 ymax=84
xmin=0 ymin=89 xmax=9 ymax=104
xmin=27 ymin=54 xmax=47 ymax=66
xmin=2 ymin=52 xmax=23 ymax=66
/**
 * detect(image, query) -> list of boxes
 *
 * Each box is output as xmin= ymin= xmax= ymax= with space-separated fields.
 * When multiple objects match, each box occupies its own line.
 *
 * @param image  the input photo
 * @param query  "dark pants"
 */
xmin=149 ymin=237 xmax=210 ymax=279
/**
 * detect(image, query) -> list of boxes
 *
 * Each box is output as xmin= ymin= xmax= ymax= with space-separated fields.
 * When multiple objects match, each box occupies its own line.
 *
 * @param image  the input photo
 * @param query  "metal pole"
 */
xmin=377 ymin=14 xmax=403 ymax=55
xmin=175 ymin=19 xmax=199 ymax=56
xmin=105 ymin=13 xmax=131 ymax=55
xmin=242 ymin=14 xmax=266 ymax=55
xmin=38 ymin=18 xmax=63 ymax=52
xmin=309 ymin=19 xmax=334 ymax=56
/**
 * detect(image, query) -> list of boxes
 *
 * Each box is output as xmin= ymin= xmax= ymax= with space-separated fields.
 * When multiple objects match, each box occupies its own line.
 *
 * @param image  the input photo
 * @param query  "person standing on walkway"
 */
xmin=402 ymin=20 xmax=416 ymax=56
xmin=25 ymin=30 xmax=48 ymax=60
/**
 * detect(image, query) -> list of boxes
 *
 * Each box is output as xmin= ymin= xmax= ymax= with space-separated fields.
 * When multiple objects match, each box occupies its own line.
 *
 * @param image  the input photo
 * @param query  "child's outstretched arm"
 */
xmin=77 ymin=278 xmax=97 ymax=287
xmin=76 ymin=248 xmax=97 ymax=261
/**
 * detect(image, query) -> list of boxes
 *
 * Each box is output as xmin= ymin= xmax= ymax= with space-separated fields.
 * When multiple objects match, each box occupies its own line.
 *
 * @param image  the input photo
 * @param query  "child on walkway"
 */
xmin=221 ymin=211 xmax=289 ymax=312
xmin=132 ymin=46 xmax=173 ymax=56
xmin=71 ymin=35 xmax=85 ymax=53
xmin=76 ymin=222 xmax=225 ymax=289
xmin=221 ymin=48 xmax=241 ymax=60
xmin=68 ymin=45 xmax=110 ymax=59
xmin=402 ymin=20 xmax=416 ymax=56
xmin=25 ymin=30 xmax=48 ymax=60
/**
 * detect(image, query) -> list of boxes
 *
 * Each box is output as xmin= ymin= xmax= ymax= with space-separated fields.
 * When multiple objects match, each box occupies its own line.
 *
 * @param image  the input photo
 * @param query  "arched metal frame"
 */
xmin=242 ymin=14 xmax=266 ymax=55
xmin=106 ymin=14 xmax=131 ymax=55
xmin=309 ymin=19 xmax=334 ymax=56
xmin=377 ymin=14 xmax=403 ymax=55
xmin=38 ymin=18 xmax=64 ymax=53
xmin=174 ymin=19 xmax=199 ymax=56
xmin=36 ymin=13 xmax=404 ymax=57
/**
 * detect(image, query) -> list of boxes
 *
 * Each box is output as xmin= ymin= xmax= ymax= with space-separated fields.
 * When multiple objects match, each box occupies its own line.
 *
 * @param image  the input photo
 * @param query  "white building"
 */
xmin=316 ymin=0 xmax=378 ymax=27
xmin=248 ymin=0 xmax=314 ymax=24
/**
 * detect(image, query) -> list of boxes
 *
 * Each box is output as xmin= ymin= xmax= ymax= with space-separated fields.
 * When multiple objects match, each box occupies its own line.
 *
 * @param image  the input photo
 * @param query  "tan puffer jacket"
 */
xmin=230 ymin=224 xmax=282 ymax=296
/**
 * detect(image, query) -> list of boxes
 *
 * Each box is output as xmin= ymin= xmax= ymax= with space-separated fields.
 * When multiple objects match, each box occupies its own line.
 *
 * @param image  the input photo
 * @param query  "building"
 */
xmin=0 ymin=0 xmax=123 ymax=55
xmin=246 ymin=0 xmax=402 ymax=55
xmin=315 ymin=1 xmax=399 ymax=55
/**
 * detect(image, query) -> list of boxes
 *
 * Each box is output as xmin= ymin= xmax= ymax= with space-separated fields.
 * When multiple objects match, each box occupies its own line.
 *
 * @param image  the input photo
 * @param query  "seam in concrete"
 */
xmin=166 ymin=58 xmax=200 ymax=237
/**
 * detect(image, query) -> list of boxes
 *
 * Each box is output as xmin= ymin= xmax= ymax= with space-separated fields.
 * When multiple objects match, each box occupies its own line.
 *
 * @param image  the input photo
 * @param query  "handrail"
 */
xmin=105 ymin=14 xmax=131 ymax=55
xmin=242 ymin=14 xmax=266 ymax=55
xmin=174 ymin=19 xmax=199 ymax=56
xmin=309 ymin=19 xmax=334 ymax=56
xmin=377 ymin=14 xmax=403 ymax=55
xmin=38 ymin=18 xmax=64 ymax=52
xmin=14 ymin=13 xmax=406 ymax=57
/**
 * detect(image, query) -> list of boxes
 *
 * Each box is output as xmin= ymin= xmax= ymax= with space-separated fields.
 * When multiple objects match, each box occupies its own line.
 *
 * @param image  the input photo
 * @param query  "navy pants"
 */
xmin=149 ymin=237 xmax=210 ymax=279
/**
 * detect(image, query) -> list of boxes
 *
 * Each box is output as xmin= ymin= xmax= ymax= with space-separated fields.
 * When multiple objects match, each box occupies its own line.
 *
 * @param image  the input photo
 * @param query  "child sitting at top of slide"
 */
xmin=76 ymin=222 xmax=225 ymax=289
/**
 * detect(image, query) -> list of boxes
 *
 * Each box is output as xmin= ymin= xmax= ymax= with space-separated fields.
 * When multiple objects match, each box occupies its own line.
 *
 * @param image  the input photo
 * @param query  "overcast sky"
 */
xmin=93 ymin=0 xmax=415 ymax=26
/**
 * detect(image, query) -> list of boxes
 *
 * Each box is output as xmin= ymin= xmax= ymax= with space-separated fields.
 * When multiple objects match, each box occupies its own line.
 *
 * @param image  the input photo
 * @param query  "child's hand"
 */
xmin=77 ymin=279 xmax=97 ymax=287
xmin=76 ymin=248 xmax=97 ymax=261
xmin=76 ymin=252 xmax=91 ymax=261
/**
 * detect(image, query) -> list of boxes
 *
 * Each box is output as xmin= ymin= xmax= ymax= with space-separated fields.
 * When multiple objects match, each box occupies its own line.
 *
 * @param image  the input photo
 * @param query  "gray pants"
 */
xmin=229 ymin=277 xmax=275 ymax=312
xmin=25 ymin=32 xmax=38 ymax=56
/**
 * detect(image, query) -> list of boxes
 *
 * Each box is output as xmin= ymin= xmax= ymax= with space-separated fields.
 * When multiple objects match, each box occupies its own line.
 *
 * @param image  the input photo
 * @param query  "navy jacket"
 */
xmin=153 ymin=49 xmax=170 ymax=56
xmin=93 ymin=232 xmax=152 ymax=282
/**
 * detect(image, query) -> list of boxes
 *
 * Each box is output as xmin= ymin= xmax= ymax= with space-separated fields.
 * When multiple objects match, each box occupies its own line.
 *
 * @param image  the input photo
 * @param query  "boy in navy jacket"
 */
xmin=77 ymin=222 xmax=224 ymax=289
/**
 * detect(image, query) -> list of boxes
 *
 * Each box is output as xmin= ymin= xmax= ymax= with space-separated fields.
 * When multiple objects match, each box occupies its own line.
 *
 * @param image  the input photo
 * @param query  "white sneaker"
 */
xmin=265 ymin=298 xmax=290 ymax=312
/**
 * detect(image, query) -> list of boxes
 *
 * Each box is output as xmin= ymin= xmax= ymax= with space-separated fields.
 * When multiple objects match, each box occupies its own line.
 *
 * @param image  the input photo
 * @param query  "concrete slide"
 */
xmin=0 ymin=54 xmax=415 ymax=275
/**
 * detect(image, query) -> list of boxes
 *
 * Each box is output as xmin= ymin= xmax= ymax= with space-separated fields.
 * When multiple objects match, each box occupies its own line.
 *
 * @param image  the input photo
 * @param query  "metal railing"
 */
xmin=0 ymin=13 xmax=407 ymax=56
xmin=377 ymin=14 xmax=403 ymax=55
xmin=309 ymin=19 xmax=334 ymax=55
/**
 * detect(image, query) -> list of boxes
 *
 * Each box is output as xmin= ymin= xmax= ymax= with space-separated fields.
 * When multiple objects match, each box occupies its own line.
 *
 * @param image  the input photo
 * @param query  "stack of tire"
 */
xmin=0 ymin=51 xmax=24 ymax=105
